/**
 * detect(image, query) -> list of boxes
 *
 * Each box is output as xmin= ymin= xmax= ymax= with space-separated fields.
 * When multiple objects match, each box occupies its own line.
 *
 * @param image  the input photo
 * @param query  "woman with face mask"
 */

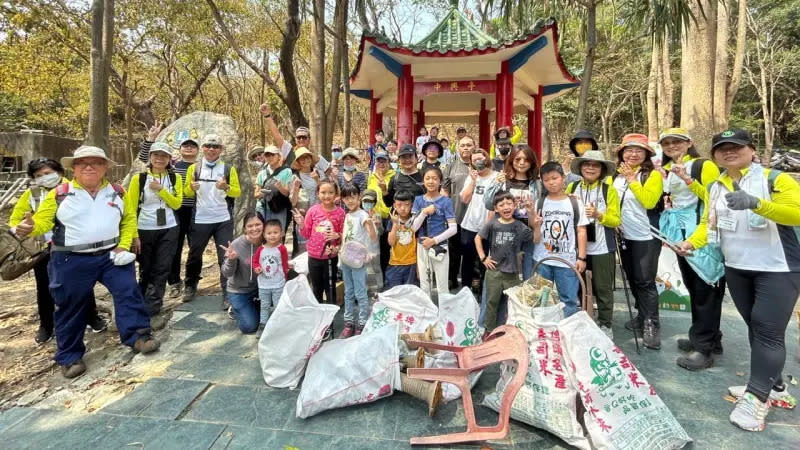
xmin=8 ymin=158 xmax=107 ymax=344
xmin=336 ymin=147 xmax=368 ymax=193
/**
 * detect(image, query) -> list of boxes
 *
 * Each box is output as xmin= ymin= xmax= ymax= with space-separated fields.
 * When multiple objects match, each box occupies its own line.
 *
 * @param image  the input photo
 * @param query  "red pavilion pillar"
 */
xmin=533 ymin=85 xmax=543 ymax=163
xmin=495 ymin=61 xmax=514 ymax=131
xmin=397 ymin=65 xmax=414 ymax=147
xmin=369 ymin=94 xmax=378 ymax=145
xmin=479 ymin=98 xmax=490 ymax=150
xmin=416 ymin=100 xmax=425 ymax=137
xmin=376 ymin=112 xmax=383 ymax=133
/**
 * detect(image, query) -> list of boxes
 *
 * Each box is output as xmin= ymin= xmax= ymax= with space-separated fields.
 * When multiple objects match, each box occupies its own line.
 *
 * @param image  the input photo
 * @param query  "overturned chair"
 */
xmin=405 ymin=325 xmax=529 ymax=445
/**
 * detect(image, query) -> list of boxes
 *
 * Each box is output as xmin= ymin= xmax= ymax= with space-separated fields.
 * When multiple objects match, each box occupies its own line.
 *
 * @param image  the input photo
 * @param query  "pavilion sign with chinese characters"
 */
xmin=413 ymin=80 xmax=496 ymax=97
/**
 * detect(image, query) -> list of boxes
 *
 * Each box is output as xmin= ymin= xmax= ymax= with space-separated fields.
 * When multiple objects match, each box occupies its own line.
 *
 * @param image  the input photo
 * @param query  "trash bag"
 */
xmin=289 ymin=252 xmax=309 ymax=275
xmin=258 ymin=275 xmax=339 ymax=388
xmin=483 ymin=287 xmax=591 ymax=450
xmin=559 ymin=311 xmax=691 ymax=450
xmin=426 ymin=287 xmax=482 ymax=402
xmin=296 ymin=323 xmax=401 ymax=418
xmin=656 ymin=251 xmax=692 ymax=312
xmin=0 ymin=226 xmax=47 ymax=281
xmin=659 ymin=207 xmax=724 ymax=284
xmin=362 ymin=284 xmax=438 ymax=336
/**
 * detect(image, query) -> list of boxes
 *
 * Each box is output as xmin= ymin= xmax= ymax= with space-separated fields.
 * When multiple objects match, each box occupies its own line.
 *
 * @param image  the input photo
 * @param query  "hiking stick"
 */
xmin=616 ymin=240 xmax=641 ymax=354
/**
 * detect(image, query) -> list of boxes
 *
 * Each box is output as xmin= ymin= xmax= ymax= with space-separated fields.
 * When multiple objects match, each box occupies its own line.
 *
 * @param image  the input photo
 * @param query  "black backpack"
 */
xmin=260 ymin=166 xmax=292 ymax=213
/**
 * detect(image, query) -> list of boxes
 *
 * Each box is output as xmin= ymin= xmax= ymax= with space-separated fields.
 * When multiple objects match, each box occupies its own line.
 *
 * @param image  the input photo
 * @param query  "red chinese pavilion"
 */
xmin=348 ymin=3 xmax=580 ymax=161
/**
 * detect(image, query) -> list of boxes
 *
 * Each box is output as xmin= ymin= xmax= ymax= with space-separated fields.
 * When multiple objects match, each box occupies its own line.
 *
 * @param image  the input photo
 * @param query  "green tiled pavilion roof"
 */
xmin=413 ymin=7 xmax=498 ymax=52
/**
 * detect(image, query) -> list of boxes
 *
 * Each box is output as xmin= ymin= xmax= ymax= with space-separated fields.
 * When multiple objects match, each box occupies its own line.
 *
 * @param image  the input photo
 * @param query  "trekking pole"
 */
xmin=615 ymin=240 xmax=641 ymax=354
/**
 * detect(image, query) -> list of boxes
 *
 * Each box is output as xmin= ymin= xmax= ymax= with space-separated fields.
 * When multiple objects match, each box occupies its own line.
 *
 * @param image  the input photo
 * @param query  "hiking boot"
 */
xmin=133 ymin=335 xmax=161 ymax=354
xmin=35 ymin=326 xmax=53 ymax=344
xmin=599 ymin=325 xmax=614 ymax=340
xmin=676 ymin=350 xmax=714 ymax=371
xmin=677 ymin=338 xmax=723 ymax=355
xmin=624 ymin=315 xmax=644 ymax=332
xmin=730 ymin=392 xmax=768 ymax=431
xmin=150 ymin=314 xmax=168 ymax=331
xmin=168 ymin=283 xmax=182 ymax=299
xmin=642 ymin=319 xmax=661 ymax=350
xmin=339 ymin=322 xmax=355 ymax=339
xmin=227 ymin=305 xmax=234 ymax=320
xmin=728 ymin=385 xmax=797 ymax=410
xmin=87 ymin=315 xmax=108 ymax=333
xmin=322 ymin=326 xmax=333 ymax=342
xmin=355 ymin=324 xmax=364 ymax=336
xmin=61 ymin=360 xmax=86 ymax=379
xmin=182 ymin=285 xmax=197 ymax=303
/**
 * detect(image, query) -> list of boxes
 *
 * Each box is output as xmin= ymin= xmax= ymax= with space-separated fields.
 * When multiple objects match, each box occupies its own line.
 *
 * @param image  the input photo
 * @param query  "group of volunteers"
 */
xmin=8 ymin=99 xmax=798 ymax=433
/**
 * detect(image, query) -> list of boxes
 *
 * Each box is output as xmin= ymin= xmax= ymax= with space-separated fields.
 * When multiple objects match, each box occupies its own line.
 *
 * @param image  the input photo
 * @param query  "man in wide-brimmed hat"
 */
xmin=16 ymin=145 xmax=160 ymax=378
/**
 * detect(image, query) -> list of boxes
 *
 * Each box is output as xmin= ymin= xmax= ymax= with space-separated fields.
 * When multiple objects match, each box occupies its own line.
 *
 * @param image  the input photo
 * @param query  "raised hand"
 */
xmin=671 ymin=162 xmax=688 ymax=180
xmin=291 ymin=208 xmax=305 ymax=227
xmin=619 ymin=162 xmax=637 ymax=183
xmin=147 ymin=120 xmax=164 ymax=142
xmin=220 ymin=241 xmax=237 ymax=260
xmin=495 ymin=172 xmax=506 ymax=184
xmin=148 ymin=179 xmax=163 ymax=192
xmin=725 ymin=182 xmax=760 ymax=210
xmin=15 ymin=212 xmax=34 ymax=237
xmin=259 ymin=103 xmax=272 ymax=117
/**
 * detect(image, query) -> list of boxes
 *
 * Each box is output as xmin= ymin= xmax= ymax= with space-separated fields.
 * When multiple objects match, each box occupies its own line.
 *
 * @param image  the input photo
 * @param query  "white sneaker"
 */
xmin=728 ymin=385 xmax=796 ymax=410
xmin=729 ymin=392 xmax=768 ymax=431
xmin=599 ymin=325 xmax=614 ymax=340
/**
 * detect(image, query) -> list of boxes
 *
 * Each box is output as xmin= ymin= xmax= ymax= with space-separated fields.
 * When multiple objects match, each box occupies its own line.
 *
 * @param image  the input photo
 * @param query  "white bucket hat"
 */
xmin=61 ymin=145 xmax=116 ymax=169
xmin=149 ymin=142 xmax=173 ymax=156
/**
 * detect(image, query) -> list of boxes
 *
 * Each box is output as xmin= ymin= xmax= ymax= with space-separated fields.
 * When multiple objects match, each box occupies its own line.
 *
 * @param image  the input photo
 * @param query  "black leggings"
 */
xmin=620 ymin=238 xmax=661 ymax=323
xmin=677 ymin=255 xmax=726 ymax=353
xmin=725 ymin=267 xmax=800 ymax=400
xmin=308 ymin=256 xmax=338 ymax=304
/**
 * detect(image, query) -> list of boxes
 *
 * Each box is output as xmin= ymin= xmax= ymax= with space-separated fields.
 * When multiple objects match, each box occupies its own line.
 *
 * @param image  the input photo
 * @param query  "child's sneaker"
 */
xmin=339 ymin=322 xmax=355 ymax=339
xmin=355 ymin=324 xmax=364 ymax=336
xmin=728 ymin=385 xmax=796 ymax=410
xmin=729 ymin=392 xmax=769 ymax=431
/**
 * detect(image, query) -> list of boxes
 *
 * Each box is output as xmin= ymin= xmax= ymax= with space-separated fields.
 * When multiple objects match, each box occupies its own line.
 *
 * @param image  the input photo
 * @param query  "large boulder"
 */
xmin=154 ymin=111 xmax=254 ymax=230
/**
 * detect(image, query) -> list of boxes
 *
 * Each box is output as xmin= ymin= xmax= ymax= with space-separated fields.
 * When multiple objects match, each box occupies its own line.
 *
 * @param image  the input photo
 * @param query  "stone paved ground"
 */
xmin=0 ymin=290 xmax=798 ymax=449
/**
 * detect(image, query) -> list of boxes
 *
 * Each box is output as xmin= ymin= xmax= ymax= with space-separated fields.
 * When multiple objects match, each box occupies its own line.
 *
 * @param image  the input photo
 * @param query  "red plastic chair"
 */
xmin=405 ymin=325 xmax=529 ymax=445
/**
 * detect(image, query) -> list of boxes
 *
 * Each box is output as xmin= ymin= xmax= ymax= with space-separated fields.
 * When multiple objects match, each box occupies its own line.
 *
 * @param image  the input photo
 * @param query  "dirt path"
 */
xmin=0 ymin=246 xmax=225 ymax=407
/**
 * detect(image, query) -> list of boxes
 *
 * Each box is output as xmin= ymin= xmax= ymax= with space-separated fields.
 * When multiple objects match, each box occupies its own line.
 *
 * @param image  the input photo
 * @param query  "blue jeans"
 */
xmin=341 ymin=264 xmax=369 ymax=326
xmin=228 ymin=291 xmax=260 ymax=334
xmin=521 ymin=240 xmax=535 ymax=281
xmin=258 ymin=286 xmax=283 ymax=324
xmin=537 ymin=263 xmax=580 ymax=317
xmin=384 ymin=264 xmax=417 ymax=289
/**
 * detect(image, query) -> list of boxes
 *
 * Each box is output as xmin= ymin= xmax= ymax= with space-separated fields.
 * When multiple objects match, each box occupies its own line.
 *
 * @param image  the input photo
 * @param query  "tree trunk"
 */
xmin=342 ymin=43 xmax=352 ymax=148
xmin=713 ymin=1 xmax=730 ymax=131
xmin=324 ymin=0 xmax=348 ymax=158
xmin=310 ymin=0 xmax=327 ymax=156
xmin=726 ymin=0 xmax=747 ymax=117
xmin=647 ymin=37 xmax=659 ymax=140
xmin=575 ymin=2 xmax=596 ymax=130
xmin=86 ymin=0 xmax=110 ymax=149
xmin=759 ymin=46 xmax=773 ymax=164
xmin=680 ymin=0 xmax=716 ymax=156
xmin=659 ymin=34 xmax=674 ymax=128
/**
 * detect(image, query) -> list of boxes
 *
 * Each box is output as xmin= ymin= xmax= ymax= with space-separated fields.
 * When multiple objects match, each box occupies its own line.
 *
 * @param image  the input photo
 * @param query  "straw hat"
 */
xmin=61 ymin=145 xmax=116 ymax=169
xmin=570 ymin=150 xmax=616 ymax=175
xmin=290 ymin=147 xmax=319 ymax=170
